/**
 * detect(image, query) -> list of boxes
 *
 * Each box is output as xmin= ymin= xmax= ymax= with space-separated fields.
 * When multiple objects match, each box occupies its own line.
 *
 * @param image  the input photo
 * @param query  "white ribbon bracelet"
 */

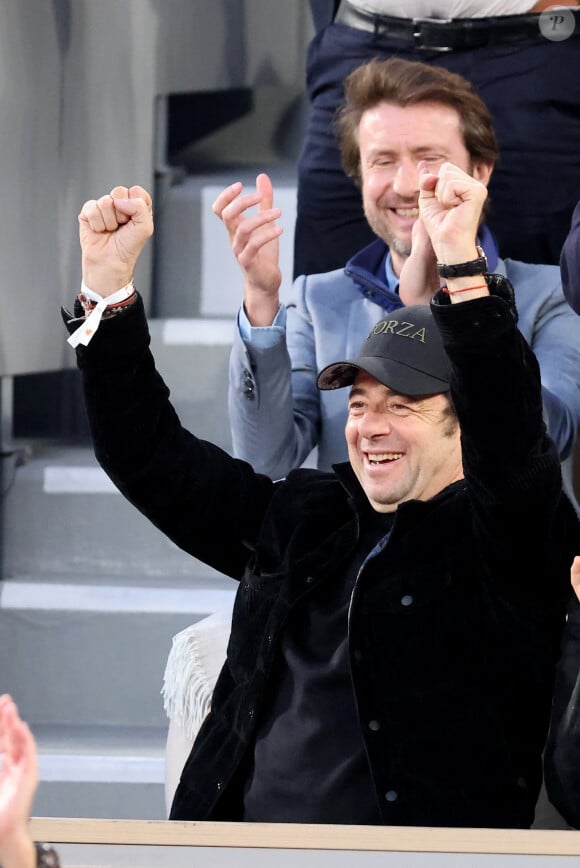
xmin=67 ymin=280 xmax=135 ymax=348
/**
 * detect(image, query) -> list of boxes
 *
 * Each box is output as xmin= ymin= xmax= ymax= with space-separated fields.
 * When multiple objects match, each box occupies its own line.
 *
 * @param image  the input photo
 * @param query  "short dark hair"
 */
xmin=336 ymin=57 xmax=499 ymax=187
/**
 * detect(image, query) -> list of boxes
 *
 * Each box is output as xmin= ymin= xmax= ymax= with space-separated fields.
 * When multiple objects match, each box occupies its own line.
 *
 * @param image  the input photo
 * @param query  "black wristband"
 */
xmin=437 ymin=246 xmax=488 ymax=278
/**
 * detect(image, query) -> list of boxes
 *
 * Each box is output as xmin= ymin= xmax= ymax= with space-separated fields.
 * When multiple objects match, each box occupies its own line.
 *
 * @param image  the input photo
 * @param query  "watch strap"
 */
xmin=437 ymin=246 xmax=488 ymax=278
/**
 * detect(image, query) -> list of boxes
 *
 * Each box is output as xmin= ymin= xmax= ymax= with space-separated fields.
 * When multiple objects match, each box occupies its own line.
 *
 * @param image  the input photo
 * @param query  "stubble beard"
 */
xmin=364 ymin=207 xmax=412 ymax=261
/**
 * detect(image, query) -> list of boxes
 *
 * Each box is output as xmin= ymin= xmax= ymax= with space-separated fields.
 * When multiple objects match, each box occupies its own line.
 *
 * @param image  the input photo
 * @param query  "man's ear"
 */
xmin=472 ymin=161 xmax=494 ymax=187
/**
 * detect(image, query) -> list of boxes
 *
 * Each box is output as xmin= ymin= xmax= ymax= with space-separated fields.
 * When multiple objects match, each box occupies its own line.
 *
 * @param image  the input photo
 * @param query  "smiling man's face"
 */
xmin=345 ymin=371 xmax=463 ymax=512
xmin=358 ymin=101 xmax=492 ymax=276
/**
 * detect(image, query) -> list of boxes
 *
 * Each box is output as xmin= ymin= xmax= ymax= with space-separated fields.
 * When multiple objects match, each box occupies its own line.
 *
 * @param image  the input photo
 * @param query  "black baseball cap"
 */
xmin=317 ymin=305 xmax=451 ymax=395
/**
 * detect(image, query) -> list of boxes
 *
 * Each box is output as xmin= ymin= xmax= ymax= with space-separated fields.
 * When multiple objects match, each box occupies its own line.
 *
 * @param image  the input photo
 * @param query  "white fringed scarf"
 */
xmin=161 ymin=606 xmax=233 ymax=740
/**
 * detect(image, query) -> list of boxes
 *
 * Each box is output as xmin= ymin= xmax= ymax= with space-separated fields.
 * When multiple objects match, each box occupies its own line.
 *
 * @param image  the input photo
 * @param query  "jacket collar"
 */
xmin=343 ymin=238 xmax=400 ymax=309
xmin=343 ymin=225 xmax=500 ymax=308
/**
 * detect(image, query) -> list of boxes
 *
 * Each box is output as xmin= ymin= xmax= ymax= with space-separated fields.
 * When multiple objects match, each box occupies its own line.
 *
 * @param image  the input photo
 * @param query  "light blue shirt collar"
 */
xmin=384 ymin=252 xmax=399 ymax=293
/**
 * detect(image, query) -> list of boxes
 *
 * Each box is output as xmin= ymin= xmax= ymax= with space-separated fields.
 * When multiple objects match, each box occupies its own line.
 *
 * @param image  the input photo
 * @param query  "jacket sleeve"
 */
xmin=531 ymin=277 xmax=580 ymax=462
xmin=505 ymin=259 xmax=580 ymax=462
xmin=544 ymin=595 xmax=580 ymax=828
xmin=227 ymin=275 xmax=321 ymax=479
xmin=431 ymin=277 xmax=570 ymax=600
xmin=64 ymin=295 xmax=276 ymax=580
xmin=560 ymin=199 xmax=580 ymax=316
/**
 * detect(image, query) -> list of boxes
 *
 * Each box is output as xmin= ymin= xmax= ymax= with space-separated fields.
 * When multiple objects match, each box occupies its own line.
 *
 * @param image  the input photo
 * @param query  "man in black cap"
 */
xmin=317 ymin=305 xmax=461 ymax=515
xmin=65 ymin=162 xmax=578 ymax=828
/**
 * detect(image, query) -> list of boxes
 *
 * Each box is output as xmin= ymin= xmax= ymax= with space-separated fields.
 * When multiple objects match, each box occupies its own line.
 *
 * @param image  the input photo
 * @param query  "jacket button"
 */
xmin=306 ymin=575 xmax=314 ymax=584
xmin=248 ymin=707 xmax=255 ymax=719
xmin=368 ymin=720 xmax=381 ymax=732
xmin=401 ymin=594 xmax=413 ymax=607
xmin=385 ymin=790 xmax=398 ymax=802
xmin=216 ymin=781 xmax=223 ymax=791
xmin=242 ymin=369 xmax=254 ymax=396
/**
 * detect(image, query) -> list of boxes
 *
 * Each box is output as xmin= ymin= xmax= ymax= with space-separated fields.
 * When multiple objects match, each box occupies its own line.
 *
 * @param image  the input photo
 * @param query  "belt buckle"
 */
xmin=412 ymin=17 xmax=453 ymax=52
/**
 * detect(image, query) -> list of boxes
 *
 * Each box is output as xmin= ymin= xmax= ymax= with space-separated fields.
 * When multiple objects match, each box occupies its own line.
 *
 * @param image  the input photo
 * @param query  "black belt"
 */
xmin=334 ymin=1 xmax=571 ymax=51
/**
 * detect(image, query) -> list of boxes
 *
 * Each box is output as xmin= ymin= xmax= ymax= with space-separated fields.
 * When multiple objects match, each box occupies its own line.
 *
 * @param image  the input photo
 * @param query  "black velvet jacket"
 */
xmin=544 ymin=593 xmax=580 ymax=827
xmin=66 ymin=278 xmax=578 ymax=828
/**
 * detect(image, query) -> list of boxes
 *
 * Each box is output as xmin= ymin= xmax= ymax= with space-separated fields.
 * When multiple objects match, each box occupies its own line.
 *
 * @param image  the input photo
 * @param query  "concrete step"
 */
xmin=1 ymin=455 xmax=235 ymax=817
xmin=148 ymin=316 xmax=235 ymax=450
xmin=2 ymin=319 xmax=240 ymax=820
xmin=0 ymin=596 xmax=234 ymax=729
xmin=33 ymin=778 xmax=166 ymax=821
xmin=1 ymin=446 xmax=234 ymax=579
xmin=32 ymin=724 xmax=167 ymax=820
xmin=2 ymin=448 xmax=219 ymax=578
xmin=3 ymin=317 xmax=241 ymax=577
xmin=0 ymin=593 xmax=203 ymax=820
xmin=153 ymin=165 xmax=297 ymax=318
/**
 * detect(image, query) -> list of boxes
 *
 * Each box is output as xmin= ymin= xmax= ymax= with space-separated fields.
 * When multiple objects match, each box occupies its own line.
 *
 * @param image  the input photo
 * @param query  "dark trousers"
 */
xmin=294 ymin=21 xmax=580 ymax=277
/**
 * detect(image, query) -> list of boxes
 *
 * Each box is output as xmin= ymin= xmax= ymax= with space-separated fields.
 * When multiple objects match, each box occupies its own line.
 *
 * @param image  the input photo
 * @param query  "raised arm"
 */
xmin=402 ymin=182 xmax=580 ymax=461
xmin=0 ymin=696 xmax=38 ymax=868
xmin=71 ymin=185 xmax=275 ymax=579
xmin=422 ymin=163 xmax=570 ymax=595
xmin=219 ymin=174 xmax=320 ymax=476
xmin=213 ymin=172 xmax=283 ymax=326
xmin=418 ymin=161 xmax=489 ymax=303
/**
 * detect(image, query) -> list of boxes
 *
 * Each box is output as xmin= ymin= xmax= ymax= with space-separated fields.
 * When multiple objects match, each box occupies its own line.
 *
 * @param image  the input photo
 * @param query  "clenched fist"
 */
xmin=78 ymin=185 xmax=154 ymax=297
